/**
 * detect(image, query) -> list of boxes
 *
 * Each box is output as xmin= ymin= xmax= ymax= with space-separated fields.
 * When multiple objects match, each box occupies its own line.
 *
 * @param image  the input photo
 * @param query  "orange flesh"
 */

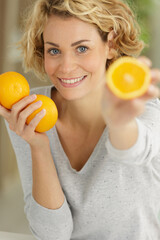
xmin=112 ymin=62 xmax=146 ymax=93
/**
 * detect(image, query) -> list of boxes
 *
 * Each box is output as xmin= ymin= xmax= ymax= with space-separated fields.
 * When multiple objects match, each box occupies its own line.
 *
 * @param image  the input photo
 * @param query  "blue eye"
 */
xmin=77 ymin=46 xmax=88 ymax=53
xmin=48 ymin=48 xmax=60 ymax=55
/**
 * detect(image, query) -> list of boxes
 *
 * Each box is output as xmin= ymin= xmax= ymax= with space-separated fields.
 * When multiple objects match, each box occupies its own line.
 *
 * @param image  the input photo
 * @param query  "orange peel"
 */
xmin=26 ymin=94 xmax=58 ymax=133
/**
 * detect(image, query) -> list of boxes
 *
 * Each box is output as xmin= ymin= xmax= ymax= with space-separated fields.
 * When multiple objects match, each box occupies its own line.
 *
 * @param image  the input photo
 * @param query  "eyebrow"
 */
xmin=45 ymin=39 xmax=90 ymax=47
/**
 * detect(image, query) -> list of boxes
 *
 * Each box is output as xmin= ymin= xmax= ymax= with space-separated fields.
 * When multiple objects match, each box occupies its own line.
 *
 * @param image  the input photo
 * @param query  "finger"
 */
xmin=104 ymin=84 xmax=124 ymax=105
xmin=16 ymin=100 xmax=43 ymax=134
xmin=151 ymin=69 xmax=160 ymax=85
xmin=138 ymin=84 xmax=160 ymax=101
xmin=11 ymin=94 xmax=37 ymax=114
xmin=26 ymin=109 xmax=46 ymax=132
xmin=137 ymin=56 xmax=152 ymax=68
xmin=10 ymin=94 xmax=37 ymax=128
xmin=108 ymin=99 xmax=144 ymax=127
xmin=0 ymin=104 xmax=10 ymax=121
xmin=118 ymin=99 xmax=144 ymax=119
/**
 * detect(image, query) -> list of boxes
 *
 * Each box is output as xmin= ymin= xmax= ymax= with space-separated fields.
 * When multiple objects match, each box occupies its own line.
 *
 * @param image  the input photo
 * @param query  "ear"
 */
xmin=105 ymin=30 xmax=117 ymax=60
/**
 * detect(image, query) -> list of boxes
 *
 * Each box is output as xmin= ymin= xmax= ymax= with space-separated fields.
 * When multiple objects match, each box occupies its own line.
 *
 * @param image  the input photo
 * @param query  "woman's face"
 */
xmin=43 ymin=15 xmax=111 ymax=100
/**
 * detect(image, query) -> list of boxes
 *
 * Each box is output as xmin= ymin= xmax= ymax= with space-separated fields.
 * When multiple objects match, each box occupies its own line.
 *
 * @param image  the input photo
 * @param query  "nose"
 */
xmin=58 ymin=53 xmax=77 ymax=74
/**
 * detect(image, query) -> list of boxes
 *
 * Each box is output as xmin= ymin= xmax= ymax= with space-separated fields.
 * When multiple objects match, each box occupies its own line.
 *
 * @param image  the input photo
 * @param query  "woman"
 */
xmin=1 ymin=0 xmax=160 ymax=239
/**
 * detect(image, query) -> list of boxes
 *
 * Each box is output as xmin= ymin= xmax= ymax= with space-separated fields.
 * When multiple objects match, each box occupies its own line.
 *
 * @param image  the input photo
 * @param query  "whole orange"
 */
xmin=0 ymin=71 xmax=30 ymax=109
xmin=26 ymin=94 xmax=58 ymax=133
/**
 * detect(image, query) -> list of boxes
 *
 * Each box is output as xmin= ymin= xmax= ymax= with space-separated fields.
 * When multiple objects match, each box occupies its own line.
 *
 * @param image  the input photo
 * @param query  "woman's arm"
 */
xmin=102 ymin=58 xmax=160 ymax=150
xmin=31 ymin=140 xmax=64 ymax=210
xmin=1 ymin=94 xmax=73 ymax=240
xmin=107 ymin=119 xmax=138 ymax=150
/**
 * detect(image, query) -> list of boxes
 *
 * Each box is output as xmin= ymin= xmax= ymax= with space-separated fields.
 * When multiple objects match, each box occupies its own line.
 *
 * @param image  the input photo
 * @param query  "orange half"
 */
xmin=106 ymin=57 xmax=151 ymax=99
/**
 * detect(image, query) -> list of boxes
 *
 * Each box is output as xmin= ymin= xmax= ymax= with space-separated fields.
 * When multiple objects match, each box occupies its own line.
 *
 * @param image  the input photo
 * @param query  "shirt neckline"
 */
xmin=53 ymin=125 xmax=107 ymax=174
xmin=47 ymin=85 xmax=107 ymax=174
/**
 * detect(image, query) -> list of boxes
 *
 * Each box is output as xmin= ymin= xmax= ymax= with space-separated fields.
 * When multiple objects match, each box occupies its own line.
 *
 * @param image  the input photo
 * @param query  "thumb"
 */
xmin=0 ymin=104 xmax=10 ymax=121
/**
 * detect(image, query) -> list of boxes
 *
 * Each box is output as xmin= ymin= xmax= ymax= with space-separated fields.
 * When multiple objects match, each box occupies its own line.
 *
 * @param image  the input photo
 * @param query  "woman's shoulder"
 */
xmin=30 ymin=85 xmax=53 ymax=97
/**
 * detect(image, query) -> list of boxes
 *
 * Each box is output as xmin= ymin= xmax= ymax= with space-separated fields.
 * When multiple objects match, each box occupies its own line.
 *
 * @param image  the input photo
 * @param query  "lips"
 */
xmin=58 ymin=75 xmax=87 ymax=87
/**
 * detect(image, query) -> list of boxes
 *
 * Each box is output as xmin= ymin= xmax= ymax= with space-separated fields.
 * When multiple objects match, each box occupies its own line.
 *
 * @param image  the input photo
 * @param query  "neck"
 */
xmin=55 ymin=85 xmax=106 ymax=131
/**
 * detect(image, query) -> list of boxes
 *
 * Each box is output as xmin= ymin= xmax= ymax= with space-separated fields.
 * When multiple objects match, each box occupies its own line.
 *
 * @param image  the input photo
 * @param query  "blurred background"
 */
xmin=0 ymin=0 xmax=160 ymax=234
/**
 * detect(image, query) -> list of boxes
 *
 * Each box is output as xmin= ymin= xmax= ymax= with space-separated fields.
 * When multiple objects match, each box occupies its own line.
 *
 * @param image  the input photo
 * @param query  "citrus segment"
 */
xmin=106 ymin=57 xmax=151 ymax=99
xmin=0 ymin=71 xmax=30 ymax=109
xmin=26 ymin=95 xmax=58 ymax=133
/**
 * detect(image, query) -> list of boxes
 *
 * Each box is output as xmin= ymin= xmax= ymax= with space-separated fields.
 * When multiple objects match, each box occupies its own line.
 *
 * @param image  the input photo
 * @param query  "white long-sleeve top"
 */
xmin=5 ymin=85 xmax=160 ymax=240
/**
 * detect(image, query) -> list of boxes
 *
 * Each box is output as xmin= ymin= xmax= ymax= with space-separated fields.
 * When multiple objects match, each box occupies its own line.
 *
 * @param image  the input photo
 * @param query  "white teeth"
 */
xmin=60 ymin=76 xmax=85 ymax=84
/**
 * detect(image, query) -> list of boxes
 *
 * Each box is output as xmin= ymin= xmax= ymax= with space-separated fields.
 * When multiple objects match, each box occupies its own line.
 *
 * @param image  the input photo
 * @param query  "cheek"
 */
xmin=83 ymin=52 xmax=106 ymax=74
xmin=44 ymin=54 xmax=57 ymax=75
xmin=44 ymin=55 xmax=50 ymax=74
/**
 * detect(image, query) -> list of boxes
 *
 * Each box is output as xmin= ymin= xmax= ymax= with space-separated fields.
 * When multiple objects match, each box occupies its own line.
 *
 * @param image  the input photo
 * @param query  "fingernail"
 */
xmin=145 ymin=58 xmax=152 ymax=67
xmin=40 ymin=109 xmax=46 ymax=115
xmin=35 ymin=100 xmax=42 ymax=106
xmin=30 ymin=94 xmax=37 ymax=100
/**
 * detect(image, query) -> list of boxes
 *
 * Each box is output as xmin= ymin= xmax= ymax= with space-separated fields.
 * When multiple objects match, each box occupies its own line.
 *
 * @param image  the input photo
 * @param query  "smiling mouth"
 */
xmin=58 ymin=75 xmax=87 ymax=84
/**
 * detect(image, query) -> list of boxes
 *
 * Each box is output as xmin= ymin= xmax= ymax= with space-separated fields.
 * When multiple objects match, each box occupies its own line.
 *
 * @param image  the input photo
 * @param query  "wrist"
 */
xmin=107 ymin=119 xmax=138 ymax=150
xmin=107 ymin=119 xmax=137 ymax=132
xmin=30 ymin=136 xmax=50 ymax=153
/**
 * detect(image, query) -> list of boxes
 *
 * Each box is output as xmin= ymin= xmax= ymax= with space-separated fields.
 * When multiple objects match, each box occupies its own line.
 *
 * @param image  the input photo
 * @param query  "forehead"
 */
xmin=43 ymin=15 xmax=100 ymax=41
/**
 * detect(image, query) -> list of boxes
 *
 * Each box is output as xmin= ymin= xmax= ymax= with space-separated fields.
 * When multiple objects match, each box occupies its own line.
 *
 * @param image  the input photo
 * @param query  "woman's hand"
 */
xmin=102 ymin=56 xmax=160 ymax=129
xmin=0 ymin=94 xmax=49 ymax=148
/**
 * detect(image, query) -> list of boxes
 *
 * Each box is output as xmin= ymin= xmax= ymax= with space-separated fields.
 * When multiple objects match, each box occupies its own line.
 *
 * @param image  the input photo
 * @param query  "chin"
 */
xmin=59 ymin=90 xmax=89 ymax=102
xmin=62 ymin=94 xmax=84 ymax=101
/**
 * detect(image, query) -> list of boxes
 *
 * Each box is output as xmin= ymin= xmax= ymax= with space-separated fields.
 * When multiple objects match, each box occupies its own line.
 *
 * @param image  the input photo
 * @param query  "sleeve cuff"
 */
xmin=28 ymin=195 xmax=72 ymax=228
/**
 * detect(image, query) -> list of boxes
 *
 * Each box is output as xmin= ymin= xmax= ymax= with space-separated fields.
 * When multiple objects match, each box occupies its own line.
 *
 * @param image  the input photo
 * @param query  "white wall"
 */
xmin=149 ymin=0 xmax=160 ymax=68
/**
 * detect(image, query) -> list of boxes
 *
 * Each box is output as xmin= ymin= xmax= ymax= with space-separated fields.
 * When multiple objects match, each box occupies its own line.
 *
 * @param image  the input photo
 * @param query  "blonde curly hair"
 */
xmin=19 ymin=0 xmax=145 ymax=80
